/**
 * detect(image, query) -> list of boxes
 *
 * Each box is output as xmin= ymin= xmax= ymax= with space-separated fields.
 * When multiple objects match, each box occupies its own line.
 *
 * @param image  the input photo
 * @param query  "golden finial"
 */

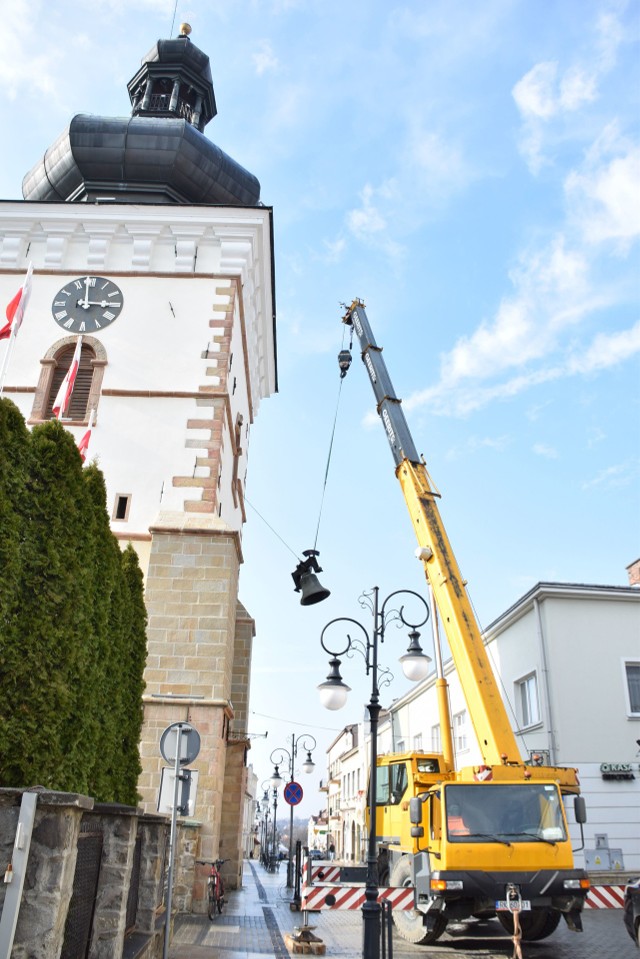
xmin=179 ymin=23 xmax=192 ymax=37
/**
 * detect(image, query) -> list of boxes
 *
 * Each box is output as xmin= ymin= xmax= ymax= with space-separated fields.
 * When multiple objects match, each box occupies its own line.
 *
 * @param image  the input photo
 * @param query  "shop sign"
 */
xmin=599 ymin=762 xmax=636 ymax=780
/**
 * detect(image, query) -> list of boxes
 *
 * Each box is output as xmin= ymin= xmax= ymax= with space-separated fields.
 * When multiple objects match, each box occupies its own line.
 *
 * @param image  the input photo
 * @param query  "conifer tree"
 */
xmin=118 ymin=544 xmax=148 ymax=804
xmin=0 ymin=400 xmax=31 ymax=783
xmin=16 ymin=419 xmax=95 ymax=790
xmin=0 ymin=408 xmax=149 ymax=802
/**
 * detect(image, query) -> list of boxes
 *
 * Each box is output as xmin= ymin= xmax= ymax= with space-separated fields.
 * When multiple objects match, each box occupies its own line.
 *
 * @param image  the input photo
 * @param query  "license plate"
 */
xmin=495 ymin=900 xmax=531 ymax=911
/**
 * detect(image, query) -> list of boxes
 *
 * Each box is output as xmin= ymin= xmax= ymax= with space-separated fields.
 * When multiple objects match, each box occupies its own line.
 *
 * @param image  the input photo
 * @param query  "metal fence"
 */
xmin=125 ymin=829 xmax=143 ymax=932
xmin=60 ymin=822 xmax=103 ymax=959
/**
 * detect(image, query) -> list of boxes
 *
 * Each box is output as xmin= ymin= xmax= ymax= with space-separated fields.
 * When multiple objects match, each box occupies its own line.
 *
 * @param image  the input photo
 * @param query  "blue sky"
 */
xmin=2 ymin=0 xmax=638 ymax=818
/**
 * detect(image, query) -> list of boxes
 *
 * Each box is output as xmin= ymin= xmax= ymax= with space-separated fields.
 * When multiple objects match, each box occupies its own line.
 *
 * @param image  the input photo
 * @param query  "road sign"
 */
xmin=284 ymin=781 xmax=303 ymax=806
xmin=160 ymin=722 xmax=201 ymax=766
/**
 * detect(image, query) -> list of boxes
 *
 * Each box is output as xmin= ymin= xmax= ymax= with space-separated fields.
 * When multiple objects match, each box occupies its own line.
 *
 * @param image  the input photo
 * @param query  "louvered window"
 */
xmin=45 ymin=343 xmax=95 ymax=421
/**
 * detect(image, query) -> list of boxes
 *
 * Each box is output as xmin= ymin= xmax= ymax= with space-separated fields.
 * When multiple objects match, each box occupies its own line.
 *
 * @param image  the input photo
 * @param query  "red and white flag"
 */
xmin=52 ymin=336 xmax=83 ymax=419
xmin=0 ymin=263 xmax=33 ymax=341
xmin=77 ymin=409 xmax=95 ymax=463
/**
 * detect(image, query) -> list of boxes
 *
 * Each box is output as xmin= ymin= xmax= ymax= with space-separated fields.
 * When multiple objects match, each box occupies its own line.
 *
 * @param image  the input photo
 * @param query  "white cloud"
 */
xmin=512 ymin=7 xmax=624 ymax=173
xmin=567 ymin=321 xmax=640 ymax=374
xmin=445 ymin=435 xmax=512 ymax=460
xmin=404 ymin=317 xmax=640 ymax=418
xmin=252 ymin=40 xmax=280 ymax=76
xmin=345 ymin=183 xmax=407 ymax=259
xmin=581 ymin=462 xmax=635 ymax=490
xmin=512 ymin=61 xmax=560 ymax=120
xmin=565 ymin=124 xmax=640 ymax=247
xmin=434 ymin=234 xmax=590 ymax=389
xmin=533 ymin=443 xmax=559 ymax=459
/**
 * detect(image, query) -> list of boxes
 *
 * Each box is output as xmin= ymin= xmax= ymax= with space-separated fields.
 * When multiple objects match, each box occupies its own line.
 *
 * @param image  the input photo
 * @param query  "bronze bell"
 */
xmin=292 ymin=549 xmax=330 ymax=606
xmin=298 ymin=570 xmax=331 ymax=606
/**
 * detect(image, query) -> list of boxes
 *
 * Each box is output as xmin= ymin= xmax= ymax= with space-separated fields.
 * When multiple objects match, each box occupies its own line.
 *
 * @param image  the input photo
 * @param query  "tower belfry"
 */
xmin=128 ymin=23 xmax=217 ymax=130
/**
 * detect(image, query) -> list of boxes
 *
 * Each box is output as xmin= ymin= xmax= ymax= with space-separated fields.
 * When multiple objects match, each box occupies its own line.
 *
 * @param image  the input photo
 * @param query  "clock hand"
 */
xmin=84 ymin=299 xmax=122 ymax=308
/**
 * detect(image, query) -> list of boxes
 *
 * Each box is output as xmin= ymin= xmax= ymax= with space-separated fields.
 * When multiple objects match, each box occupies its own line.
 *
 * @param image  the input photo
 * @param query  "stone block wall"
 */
xmin=139 ymin=517 xmax=252 ymax=909
xmin=0 ymin=789 xmax=171 ymax=959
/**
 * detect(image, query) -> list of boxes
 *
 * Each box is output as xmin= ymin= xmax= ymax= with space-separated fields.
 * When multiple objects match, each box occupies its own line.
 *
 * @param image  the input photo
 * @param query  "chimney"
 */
xmin=626 ymin=559 xmax=640 ymax=587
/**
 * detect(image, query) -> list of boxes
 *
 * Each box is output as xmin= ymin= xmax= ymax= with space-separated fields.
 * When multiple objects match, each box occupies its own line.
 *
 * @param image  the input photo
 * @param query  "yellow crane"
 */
xmin=341 ymin=299 xmax=589 ymax=946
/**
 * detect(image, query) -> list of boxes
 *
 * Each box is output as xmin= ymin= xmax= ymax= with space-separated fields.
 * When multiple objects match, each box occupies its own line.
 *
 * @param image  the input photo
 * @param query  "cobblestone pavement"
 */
xmin=168 ymin=860 xmax=635 ymax=959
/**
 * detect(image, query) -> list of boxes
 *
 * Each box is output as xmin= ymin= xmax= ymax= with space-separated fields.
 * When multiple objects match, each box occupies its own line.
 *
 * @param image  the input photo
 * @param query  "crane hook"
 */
xmin=338 ymin=349 xmax=352 ymax=378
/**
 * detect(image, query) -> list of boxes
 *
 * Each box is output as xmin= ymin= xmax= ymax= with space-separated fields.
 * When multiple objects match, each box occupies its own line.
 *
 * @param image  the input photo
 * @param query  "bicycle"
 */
xmin=197 ymin=858 xmax=229 ymax=919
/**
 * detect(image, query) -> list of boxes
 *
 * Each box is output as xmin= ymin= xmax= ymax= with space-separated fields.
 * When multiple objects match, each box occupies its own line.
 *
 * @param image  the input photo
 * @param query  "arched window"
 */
xmin=30 ymin=336 xmax=107 ymax=424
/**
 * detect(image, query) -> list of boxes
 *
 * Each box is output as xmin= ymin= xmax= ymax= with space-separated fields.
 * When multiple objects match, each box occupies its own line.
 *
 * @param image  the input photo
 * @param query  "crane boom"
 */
xmin=343 ymin=299 xmax=521 ymax=766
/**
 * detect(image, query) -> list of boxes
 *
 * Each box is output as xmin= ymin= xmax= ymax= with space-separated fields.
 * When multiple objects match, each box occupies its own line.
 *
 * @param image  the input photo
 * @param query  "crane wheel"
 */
xmin=497 ymin=907 xmax=561 ymax=941
xmin=390 ymin=855 xmax=447 ymax=945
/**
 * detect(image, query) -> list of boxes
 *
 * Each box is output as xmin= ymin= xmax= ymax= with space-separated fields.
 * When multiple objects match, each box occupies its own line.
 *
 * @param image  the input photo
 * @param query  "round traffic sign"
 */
xmin=284 ymin=781 xmax=303 ymax=806
xmin=160 ymin=722 xmax=201 ymax=766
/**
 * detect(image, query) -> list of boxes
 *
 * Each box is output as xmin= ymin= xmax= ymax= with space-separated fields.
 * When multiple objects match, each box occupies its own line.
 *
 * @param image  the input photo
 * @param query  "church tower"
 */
xmin=0 ymin=24 xmax=275 ymax=900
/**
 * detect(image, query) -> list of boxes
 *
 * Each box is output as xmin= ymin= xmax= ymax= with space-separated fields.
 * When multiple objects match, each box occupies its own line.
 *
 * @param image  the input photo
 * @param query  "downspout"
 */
xmin=534 ymin=596 xmax=558 ymax=765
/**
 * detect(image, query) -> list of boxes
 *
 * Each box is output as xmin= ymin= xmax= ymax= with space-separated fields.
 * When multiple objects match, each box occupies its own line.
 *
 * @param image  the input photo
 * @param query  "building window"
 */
xmin=396 ymin=739 xmax=405 ymax=753
xmin=413 ymin=733 xmax=423 ymax=751
xmin=112 ymin=494 xmax=131 ymax=522
xmin=453 ymin=711 xmax=468 ymax=752
xmin=517 ymin=673 xmax=541 ymax=727
xmin=30 ymin=336 xmax=107 ymax=424
xmin=431 ymin=724 xmax=441 ymax=752
xmin=624 ymin=660 xmax=640 ymax=715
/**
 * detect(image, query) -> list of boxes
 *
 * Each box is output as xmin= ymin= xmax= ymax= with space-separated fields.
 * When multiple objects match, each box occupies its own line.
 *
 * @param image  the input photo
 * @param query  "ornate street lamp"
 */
xmin=269 ymin=733 xmax=317 ymax=891
xmin=317 ymin=586 xmax=431 ymax=959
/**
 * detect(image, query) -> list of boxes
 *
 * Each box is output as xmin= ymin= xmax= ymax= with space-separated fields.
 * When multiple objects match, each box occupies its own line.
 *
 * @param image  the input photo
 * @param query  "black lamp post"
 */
xmin=270 ymin=733 xmax=317 ymax=889
xmin=259 ymin=783 xmax=271 ymax=868
xmin=317 ymin=586 xmax=431 ymax=959
xmin=271 ymin=784 xmax=279 ymax=869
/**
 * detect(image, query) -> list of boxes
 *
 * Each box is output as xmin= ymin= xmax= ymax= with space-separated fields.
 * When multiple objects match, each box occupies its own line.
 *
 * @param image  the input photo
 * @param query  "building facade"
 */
xmin=0 ymin=26 xmax=276 ymax=900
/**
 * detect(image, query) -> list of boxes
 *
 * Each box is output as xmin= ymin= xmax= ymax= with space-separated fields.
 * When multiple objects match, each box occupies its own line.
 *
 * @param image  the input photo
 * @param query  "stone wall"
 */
xmin=0 ymin=788 xmax=171 ymax=959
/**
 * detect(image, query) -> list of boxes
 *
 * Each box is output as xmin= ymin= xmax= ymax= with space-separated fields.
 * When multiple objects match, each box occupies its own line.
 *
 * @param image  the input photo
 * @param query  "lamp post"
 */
xmin=259 ymin=782 xmax=271 ymax=868
xmin=270 ymin=733 xmax=316 ymax=888
xmin=271 ymin=783 xmax=279 ymax=870
xmin=317 ymin=586 xmax=431 ymax=959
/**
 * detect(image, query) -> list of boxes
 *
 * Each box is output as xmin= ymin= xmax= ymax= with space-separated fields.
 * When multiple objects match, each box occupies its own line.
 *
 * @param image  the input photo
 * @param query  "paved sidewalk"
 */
xmin=168 ymin=859 xmax=632 ymax=959
xmin=168 ymin=859 xmax=331 ymax=958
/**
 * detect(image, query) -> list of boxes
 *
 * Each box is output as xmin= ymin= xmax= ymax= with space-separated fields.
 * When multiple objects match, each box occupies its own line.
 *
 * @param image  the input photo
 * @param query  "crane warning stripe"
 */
xmin=585 ymin=885 xmax=625 ymax=909
xmin=300 ymin=884 xmax=415 ymax=911
xmin=306 ymin=864 xmax=341 ymax=883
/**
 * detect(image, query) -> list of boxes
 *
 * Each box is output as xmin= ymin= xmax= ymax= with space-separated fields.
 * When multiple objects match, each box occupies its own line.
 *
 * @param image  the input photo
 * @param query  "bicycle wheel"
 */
xmin=207 ymin=880 xmax=217 ymax=920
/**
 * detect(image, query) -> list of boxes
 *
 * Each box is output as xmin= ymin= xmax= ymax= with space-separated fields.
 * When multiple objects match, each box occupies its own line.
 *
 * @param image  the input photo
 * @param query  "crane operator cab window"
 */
xmin=376 ymin=762 xmax=409 ymax=805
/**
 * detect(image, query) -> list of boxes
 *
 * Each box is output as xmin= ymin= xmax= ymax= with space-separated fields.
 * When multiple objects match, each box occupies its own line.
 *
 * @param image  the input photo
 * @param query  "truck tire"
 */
xmin=390 ymin=855 xmax=447 ymax=945
xmin=497 ymin=908 xmax=561 ymax=941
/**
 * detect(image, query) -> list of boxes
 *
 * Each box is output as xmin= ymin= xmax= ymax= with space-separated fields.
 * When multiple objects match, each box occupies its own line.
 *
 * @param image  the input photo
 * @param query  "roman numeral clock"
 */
xmin=52 ymin=276 xmax=124 ymax=333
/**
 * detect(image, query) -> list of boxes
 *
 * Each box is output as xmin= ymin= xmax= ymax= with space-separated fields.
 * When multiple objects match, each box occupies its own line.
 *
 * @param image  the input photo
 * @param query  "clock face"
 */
xmin=52 ymin=276 xmax=124 ymax=333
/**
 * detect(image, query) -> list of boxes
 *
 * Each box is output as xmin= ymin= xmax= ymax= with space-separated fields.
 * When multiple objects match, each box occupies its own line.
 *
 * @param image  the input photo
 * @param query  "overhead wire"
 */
xmin=312 ymin=322 xmax=354 ymax=552
xmin=245 ymin=496 xmax=301 ymax=561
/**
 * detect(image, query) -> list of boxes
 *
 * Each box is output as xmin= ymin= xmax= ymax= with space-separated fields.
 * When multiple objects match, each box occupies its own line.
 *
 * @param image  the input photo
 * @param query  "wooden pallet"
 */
xmin=284 ymin=932 xmax=327 ymax=955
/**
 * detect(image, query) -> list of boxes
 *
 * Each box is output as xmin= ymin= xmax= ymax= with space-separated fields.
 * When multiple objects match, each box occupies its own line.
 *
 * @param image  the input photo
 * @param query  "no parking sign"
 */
xmin=284 ymin=781 xmax=303 ymax=806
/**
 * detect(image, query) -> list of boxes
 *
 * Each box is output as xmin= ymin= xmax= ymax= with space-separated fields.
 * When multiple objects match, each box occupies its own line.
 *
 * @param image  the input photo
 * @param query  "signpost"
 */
xmin=160 ymin=723 xmax=200 ymax=959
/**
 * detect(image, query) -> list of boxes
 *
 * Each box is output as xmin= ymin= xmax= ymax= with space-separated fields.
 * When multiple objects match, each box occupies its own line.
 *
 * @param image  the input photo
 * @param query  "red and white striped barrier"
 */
xmin=585 ymin=885 xmax=626 ymax=909
xmin=301 ymin=882 xmax=626 ymax=911
xmin=304 ymin=863 xmax=341 ymax=884
xmin=301 ymin=883 xmax=415 ymax=911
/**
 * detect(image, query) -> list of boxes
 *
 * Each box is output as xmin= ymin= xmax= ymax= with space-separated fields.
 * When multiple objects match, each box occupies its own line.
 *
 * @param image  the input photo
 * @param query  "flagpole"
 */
xmin=0 ymin=263 xmax=33 ymax=397
xmin=0 ymin=321 xmax=19 ymax=397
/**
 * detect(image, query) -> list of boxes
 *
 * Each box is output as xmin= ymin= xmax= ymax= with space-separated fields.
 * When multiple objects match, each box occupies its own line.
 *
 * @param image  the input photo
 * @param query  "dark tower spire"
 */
xmin=22 ymin=25 xmax=260 ymax=206
xmin=127 ymin=23 xmax=217 ymax=132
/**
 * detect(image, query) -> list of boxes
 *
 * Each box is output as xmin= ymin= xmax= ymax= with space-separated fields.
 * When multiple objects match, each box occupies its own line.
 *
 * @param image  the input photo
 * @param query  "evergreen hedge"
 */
xmin=0 ymin=399 xmax=147 ymax=804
